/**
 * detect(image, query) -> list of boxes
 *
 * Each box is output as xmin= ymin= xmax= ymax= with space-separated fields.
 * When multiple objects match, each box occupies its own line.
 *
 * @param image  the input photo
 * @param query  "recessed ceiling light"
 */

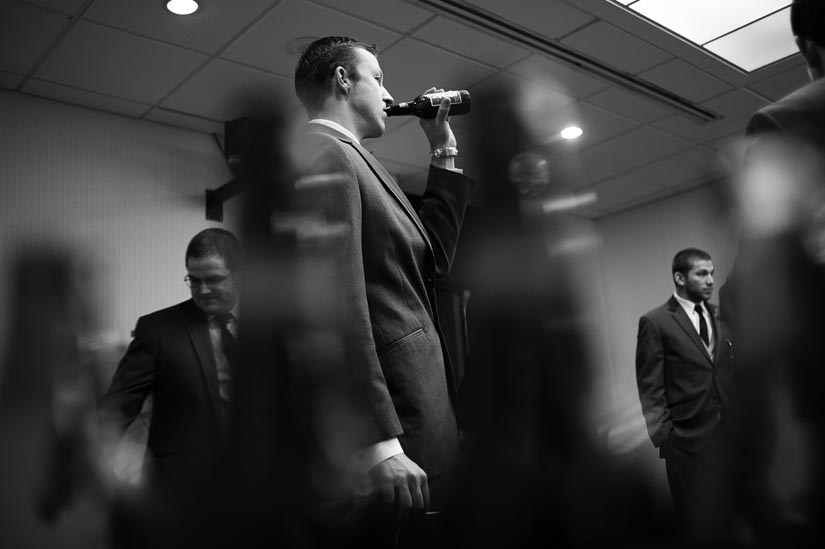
xmin=561 ymin=126 xmax=583 ymax=140
xmin=166 ymin=0 xmax=199 ymax=16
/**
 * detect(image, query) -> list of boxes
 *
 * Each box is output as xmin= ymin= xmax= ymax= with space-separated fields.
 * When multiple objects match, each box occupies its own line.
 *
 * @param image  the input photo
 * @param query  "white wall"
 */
xmin=593 ymin=182 xmax=739 ymax=490
xmin=0 ymin=90 xmax=238 ymax=359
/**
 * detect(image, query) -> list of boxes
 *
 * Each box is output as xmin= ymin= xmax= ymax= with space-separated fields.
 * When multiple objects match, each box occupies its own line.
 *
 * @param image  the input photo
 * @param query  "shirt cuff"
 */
xmin=350 ymin=438 xmax=404 ymax=476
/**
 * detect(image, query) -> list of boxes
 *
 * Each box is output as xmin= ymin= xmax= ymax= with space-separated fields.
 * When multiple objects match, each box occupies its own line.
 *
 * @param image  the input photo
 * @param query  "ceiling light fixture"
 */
xmin=415 ymin=0 xmax=720 ymax=123
xmin=608 ymin=0 xmax=795 ymax=72
xmin=561 ymin=126 xmax=583 ymax=140
xmin=166 ymin=0 xmax=199 ymax=16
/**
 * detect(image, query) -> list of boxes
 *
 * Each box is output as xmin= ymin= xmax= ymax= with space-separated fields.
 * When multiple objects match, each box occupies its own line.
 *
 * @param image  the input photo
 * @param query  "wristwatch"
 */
xmin=430 ymin=147 xmax=459 ymax=159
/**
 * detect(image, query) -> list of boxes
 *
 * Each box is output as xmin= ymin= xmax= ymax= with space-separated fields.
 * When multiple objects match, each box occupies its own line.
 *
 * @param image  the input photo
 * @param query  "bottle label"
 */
xmin=426 ymin=90 xmax=463 ymax=107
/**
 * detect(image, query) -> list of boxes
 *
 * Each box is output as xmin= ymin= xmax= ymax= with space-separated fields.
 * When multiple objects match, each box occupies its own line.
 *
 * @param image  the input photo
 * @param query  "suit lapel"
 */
xmin=182 ymin=301 xmax=222 ymax=418
xmin=306 ymin=124 xmax=434 ymax=252
xmin=668 ymin=297 xmax=714 ymax=366
xmin=707 ymin=304 xmax=727 ymax=366
xmin=351 ymin=140 xmax=434 ymax=252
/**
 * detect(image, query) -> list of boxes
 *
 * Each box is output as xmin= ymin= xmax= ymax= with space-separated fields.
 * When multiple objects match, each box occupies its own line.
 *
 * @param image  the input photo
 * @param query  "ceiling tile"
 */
xmin=379 ymin=38 xmax=497 ymax=102
xmin=509 ymin=54 xmax=609 ymax=98
xmin=161 ymin=59 xmax=297 ymax=122
xmin=703 ymin=88 xmax=769 ymax=125
xmin=23 ymin=0 xmax=87 ymax=14
xmin=542 ymin=102 xmax=639 ymax=150
xmin=639 ymin=58 xmax=733 ymax=103
xmin=466 ymin=0 xmax=595 ymax=39
xmin=652 ymin=114 xmax=745 ymax=145
xmin=145 ymin=108 xmax=226 ymax=136
xmin=222 ymin=0 xmax=401 ymax=77
xmin=561 ymin=20 xmax=671 ymax=74
xmin=35 ymin=20 xmax=207 ymax=103
xmin=579 ymin=126 xmax=693 ymax=172
xmin=578 ymin=160 xmax=614 ymax=186
xmin=0 ymin=1 xmax=68 ymax=74
xmin=585 ymin=85 xmax=674 ymax=123
xmin=84 ymin=0 xmax=274 ymax=54
xmin=588 ymin=174 xmax=666 ymax=212
xmin=412 ymin=16 xmax=531 ymax=68
xmin=310 ymin=0 xmax=435 ymax=32
xmin=540 ymin=155 xmax=614 ymax=189
xmin=747 ymin=63 xmax=808 ymax=101
xmin=707 ymin=132 xmax=748 ymax=156
xmin=626 ymin=146 xmax=721 ymax=188
xmin=651 ymin=88 xmax=768 ymax=143
xmin=471 ymin=72 xmax=577 ymax=116
xmin=22 ymin=78 xmax=150 ymax=117
xmin=0 ymin=71 xmax=23 ymax=90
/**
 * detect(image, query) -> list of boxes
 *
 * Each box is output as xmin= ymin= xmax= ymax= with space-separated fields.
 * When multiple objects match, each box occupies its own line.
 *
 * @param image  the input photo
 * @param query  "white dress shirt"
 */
xmin=673 ymin=292 xmax=715 ymax=357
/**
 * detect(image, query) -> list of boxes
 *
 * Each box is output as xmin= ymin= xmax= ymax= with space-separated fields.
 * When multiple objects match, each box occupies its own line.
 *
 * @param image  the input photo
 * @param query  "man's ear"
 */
xmin=673 ymin=271 xmax=685 ymax=288
xmin=334 ymin=66 xmax=351 ymax=94
xmin=795 ymin=36 xmax=825 ymax=80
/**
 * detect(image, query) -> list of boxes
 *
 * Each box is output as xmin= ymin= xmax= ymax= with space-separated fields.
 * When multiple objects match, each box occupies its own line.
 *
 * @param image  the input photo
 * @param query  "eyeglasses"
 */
xmin=184 ymin=273 xmax=233 ymax=289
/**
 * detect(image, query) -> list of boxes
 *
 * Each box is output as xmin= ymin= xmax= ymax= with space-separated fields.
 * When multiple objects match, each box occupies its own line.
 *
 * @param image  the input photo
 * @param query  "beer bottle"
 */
xmin=385 ymin=90 xmax=471 ymax=118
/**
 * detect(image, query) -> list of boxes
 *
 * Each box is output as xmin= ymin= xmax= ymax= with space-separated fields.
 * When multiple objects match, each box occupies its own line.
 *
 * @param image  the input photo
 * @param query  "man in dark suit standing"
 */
xmin=732 ymin=1 xmax=825 ymax=541
xmin=636 ymin=248 xmax=735 ymax=540
xmin=100 ymin=228 xmax=242 ymax=499
xmin=747 ymin=0 xmax=825 ymax=149
xmin=291 ymin=36 xmax=474 ymax=545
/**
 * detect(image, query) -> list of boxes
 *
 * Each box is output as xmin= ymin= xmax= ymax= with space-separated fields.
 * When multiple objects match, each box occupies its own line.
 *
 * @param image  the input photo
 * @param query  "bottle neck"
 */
xmin=385 ymin=102 xmax=413 ymax=117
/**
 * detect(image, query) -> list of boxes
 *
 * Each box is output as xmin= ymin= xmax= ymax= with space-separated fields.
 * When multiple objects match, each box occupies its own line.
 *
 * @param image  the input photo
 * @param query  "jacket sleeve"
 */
xmin=418 ymin=166 xmax=475 ymax=277
xmin=635 ymin=315 xmax=672 ymax=447
xmin=98 ymin=317 xmax=156 ymax=437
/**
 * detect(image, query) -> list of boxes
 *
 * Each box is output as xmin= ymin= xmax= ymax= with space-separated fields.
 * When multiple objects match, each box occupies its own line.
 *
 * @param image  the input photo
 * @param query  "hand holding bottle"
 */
xmin=417 ymin=88 xmax=459 ymax=170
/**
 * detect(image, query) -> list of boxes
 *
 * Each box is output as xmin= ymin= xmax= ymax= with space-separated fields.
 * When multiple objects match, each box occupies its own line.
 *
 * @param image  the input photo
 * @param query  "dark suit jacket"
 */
xmin=99 ymin=299 xmax=224 ymax=491
xmin=636 ymin=296 xmax=735 ymax=454
xmin=747 ymin=76 xmax=825 ymax=150
xmin=295 ymin=124 xmax=474 ymax=479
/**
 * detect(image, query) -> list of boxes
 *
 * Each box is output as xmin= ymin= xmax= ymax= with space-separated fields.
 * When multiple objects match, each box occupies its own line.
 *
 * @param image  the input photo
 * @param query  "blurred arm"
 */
xmin=98 ymin=318 xmax=155 ymax=438
xmin=635 ymin=315 xmax=672 ymax=447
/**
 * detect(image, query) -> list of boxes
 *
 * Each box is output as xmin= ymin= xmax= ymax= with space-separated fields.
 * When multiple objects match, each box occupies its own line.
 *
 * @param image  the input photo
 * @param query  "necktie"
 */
xmin=216 ymin=313 xmax=237 ymax=365
xmin=694 ymin=304 xmax=709 ymax=347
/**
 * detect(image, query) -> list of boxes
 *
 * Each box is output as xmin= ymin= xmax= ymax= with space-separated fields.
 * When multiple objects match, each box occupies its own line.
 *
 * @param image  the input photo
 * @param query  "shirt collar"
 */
xmin=673 ymin=292 xmax=707 ymax=316
xmin=308 ymin=119 xmax=359 ymax=144
xmin=209 ymin=303 xmax=240 ymax=323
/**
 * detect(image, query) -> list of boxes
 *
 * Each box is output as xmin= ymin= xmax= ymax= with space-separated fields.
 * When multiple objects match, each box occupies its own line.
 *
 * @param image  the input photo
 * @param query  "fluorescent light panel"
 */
xmin=610 ymin=0 xmax=795 ymax=72
xmin=705 ymin=8 xmax=797 ymax=72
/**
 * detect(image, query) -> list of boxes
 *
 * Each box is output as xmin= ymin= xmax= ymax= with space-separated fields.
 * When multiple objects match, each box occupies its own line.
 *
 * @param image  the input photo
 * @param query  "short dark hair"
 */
xmin=185 ymin=228 xmax=242 ymax=270
xmin=294 ymin=36 xmax=377 ymax=115
xmin=792 ymin=0 xmax=825 ymax=47
xmin=672 ymin=248 xmax=712 ymax=276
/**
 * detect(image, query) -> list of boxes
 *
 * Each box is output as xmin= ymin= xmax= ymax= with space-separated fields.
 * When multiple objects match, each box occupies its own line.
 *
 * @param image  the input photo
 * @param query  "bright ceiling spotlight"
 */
xmin=560 ymin=126 xmax=583 ymax=140
xmin=166 ymin=0 xmax=199 ymax=16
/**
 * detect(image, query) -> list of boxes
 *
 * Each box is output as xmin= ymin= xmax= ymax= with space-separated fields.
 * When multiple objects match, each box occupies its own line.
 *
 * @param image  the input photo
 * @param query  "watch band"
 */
xmin=430 ymin=147 xmax=459 ymax=159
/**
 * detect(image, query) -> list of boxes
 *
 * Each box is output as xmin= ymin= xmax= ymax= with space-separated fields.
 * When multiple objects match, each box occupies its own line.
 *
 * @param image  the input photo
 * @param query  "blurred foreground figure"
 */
xmin=289 ymin=36 xmax=475 ymax=547
xmin=0 ymin=250 xmax=108 ymax=548
xmin=98 ymin=228 xmax=242 ymax=547
xmin=636 ymin=249 xmax=736 ymax=542
xmin=449 ymin=80 xmax=668 ymax=547
xmin=725 ymin=0 xmax=825 ymax=544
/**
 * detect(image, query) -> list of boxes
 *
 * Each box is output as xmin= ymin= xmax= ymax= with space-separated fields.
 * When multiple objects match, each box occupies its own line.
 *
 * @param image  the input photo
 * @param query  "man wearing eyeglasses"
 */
xmin=99 ymin=228 xmax=242 ymax=501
